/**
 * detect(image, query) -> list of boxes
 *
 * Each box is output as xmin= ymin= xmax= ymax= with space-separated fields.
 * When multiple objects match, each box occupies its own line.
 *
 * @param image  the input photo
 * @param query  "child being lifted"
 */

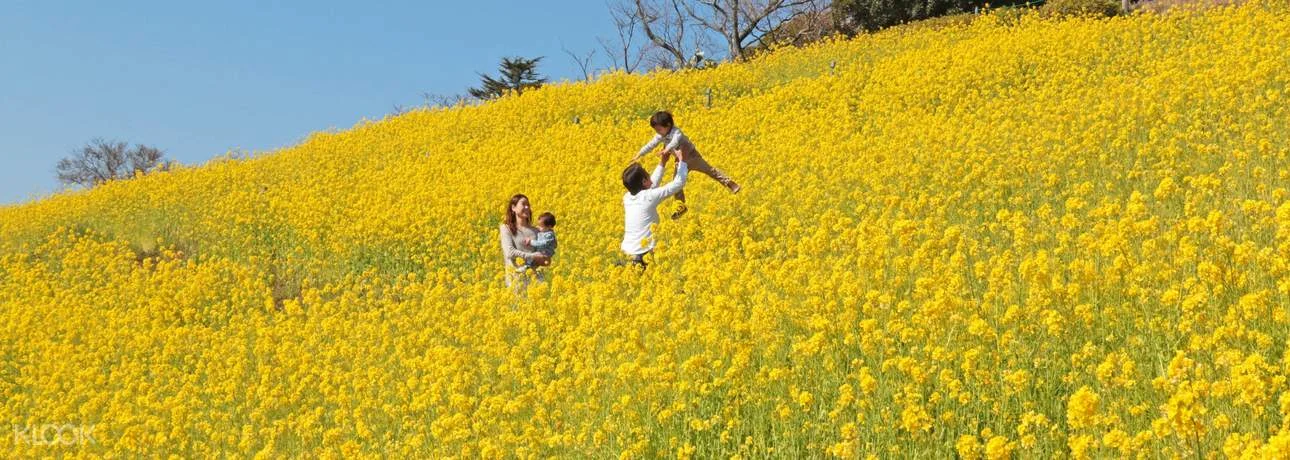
xmin=631 ymin=111 xmax=741 ymax=220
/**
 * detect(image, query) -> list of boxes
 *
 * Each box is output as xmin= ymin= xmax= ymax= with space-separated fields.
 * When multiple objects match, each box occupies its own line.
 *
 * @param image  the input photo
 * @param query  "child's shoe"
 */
xmin=728 ymin=182 xmax=741 ymax=194
xmin=670 ymin=203 xmax=688 ymax=220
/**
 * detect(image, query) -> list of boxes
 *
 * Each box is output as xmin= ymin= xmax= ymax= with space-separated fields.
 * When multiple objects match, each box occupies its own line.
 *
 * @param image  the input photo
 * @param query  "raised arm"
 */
xmin=643 ymin=161 xmax=689 ymax=202
xmin=634 ymin=134 xmax=664 ymax=161
xmin=647 ymin=162 xmax=667 ymax=190
xmin=499 ymin=225 xmax=539 ymax=263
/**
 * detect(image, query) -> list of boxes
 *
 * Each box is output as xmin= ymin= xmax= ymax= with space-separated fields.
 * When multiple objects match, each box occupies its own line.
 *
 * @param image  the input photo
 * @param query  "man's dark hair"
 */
xmin=622 ymin=163 xmax=649 ymax=195
xmin=649 ymin=111 xmax=674 ymax=129
xmin=538 ymin=212 xmax=556 ymax=228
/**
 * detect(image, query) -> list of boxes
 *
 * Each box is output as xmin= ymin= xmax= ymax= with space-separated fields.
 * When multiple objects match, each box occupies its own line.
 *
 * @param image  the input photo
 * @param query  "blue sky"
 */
xmin=0 ymin=1 xmax=617 ymax=205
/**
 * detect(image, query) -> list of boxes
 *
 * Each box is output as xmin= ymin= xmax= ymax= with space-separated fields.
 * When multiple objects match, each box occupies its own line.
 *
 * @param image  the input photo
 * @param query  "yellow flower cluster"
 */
xmin=3 ymin=1 xmax=1290 ymax=457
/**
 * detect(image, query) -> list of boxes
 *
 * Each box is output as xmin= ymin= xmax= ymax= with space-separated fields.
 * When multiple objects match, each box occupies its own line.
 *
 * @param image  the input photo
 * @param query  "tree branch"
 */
xmin=634 ymin=0 xmax=690 ymax=67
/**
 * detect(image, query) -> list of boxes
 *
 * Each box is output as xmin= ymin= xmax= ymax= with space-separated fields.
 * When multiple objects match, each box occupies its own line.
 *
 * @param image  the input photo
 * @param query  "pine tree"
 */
xmin=468 ymin=57 xmax=548 ymax=100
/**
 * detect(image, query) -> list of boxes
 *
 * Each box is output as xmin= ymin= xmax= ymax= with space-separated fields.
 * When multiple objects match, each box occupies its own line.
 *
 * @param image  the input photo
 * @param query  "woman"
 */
xmin=499 ymin=193 xmax=551 ymax=289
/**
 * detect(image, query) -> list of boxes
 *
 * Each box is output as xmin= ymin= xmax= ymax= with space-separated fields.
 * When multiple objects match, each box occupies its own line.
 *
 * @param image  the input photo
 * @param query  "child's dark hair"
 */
xmin=649 ymin=111 xmax=674 ymax=129
xmin=538 ymin=212 xmax=556 ymax=228
xmin=622 ymin=163 xmax=649 ymax=195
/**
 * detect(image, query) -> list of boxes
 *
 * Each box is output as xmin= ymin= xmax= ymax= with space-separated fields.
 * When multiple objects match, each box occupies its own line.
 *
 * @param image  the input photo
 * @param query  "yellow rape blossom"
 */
xmin=1 ymin=1 xmax=1289 ymax=457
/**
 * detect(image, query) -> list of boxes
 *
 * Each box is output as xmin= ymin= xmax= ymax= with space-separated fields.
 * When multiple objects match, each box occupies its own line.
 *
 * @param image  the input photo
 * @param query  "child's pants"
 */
xmin=677 ymin=151 xmax=738 ymax=202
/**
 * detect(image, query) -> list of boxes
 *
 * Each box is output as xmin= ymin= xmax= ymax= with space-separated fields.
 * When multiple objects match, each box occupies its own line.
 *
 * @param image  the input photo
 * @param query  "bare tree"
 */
xmin=681 ymin=0 xmax=824 ymax=61
xmin=561 ymin=45 xmax=598 ymax=81
xmin=422 ymin=92 xmax=474 ymax=109
xmin=599 ymin=2 xmax=650 ymax=72
xmin=632 ymin=0 xmax=711 ymax=69
xmin=752 ymin=1 xmax=832 ymax=49
xmin=643 ymin=44 xmax=692 ymax=71
xmin=56 ymin=138 xmax=170 ymax=188
xmin=623 ymin=0 xmax=820 ymax=68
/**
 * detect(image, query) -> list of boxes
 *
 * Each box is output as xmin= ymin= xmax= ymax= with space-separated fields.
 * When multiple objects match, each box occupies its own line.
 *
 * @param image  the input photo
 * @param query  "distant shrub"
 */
xmin=1042 ymin=0 xmax=1122 ymax=17
xmin=834 ymin=0 xmax=988 ymax=33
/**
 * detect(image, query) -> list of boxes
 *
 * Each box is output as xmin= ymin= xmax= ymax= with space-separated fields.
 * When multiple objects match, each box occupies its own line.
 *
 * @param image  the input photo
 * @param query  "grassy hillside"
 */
xmin=3 ymin=2 xmax=1290 ymax=457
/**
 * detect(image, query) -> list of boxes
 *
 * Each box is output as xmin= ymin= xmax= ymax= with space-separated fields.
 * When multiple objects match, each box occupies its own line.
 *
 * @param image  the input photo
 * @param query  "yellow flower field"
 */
xmin=3 ymin=2 xmax=1290 ymax=457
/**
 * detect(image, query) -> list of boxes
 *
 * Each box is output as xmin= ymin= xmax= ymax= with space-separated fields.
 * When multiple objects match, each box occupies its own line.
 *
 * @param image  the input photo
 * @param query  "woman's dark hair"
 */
xmin=538 ymin=212 xmax=556 ymax=228
xmin=504 ymin=193 xmax=528 ymax=235
xmin=649 ymin=111 xmax=674 ymax=128
xmin=622 ymin=163 xmax=649 ymax=195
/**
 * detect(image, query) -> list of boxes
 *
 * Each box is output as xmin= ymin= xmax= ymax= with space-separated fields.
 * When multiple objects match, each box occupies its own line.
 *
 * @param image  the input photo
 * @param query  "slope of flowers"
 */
xmin=3 ymin=2 xmax=1290 ymax=457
